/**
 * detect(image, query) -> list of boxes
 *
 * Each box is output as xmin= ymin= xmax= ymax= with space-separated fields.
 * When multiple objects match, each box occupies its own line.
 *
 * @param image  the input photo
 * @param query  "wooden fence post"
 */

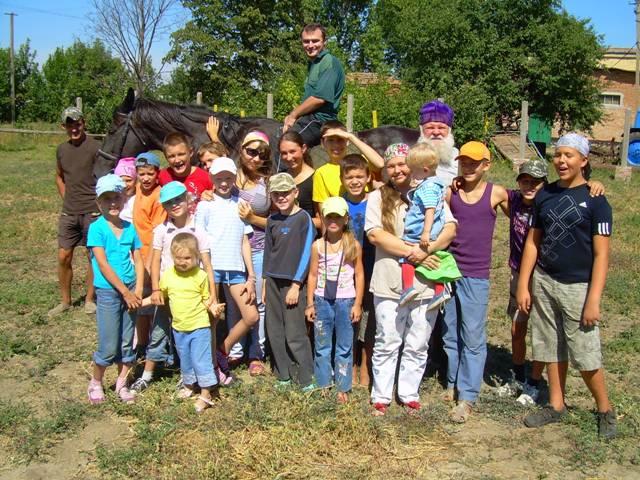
xmin=372 ymin=110 xmax=378 ymax=129
xmin=196 ymin=92 xmax=203 ymax=105
xmin=267 ymin=93 xmax=273 ymax=119
xmin=519 ymin=100 xmax=529 ymax=164
xmin=75 ymin=97 xmax=82 ymax=112
xmin=346 ymin=94 xmax=354 ymax=132
xmin=616 ymin=108 xmax=633 ymax=181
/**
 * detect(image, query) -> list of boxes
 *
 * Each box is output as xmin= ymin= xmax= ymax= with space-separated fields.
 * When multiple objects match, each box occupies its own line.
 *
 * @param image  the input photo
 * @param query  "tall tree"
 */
xmin=91 ymin=0 xmax=178 ymax=94
xmin=31 ymin=40 xmax=130 ymax=131
xmin=375 ymin=0 xmax=604 ymax=132
xmin=0 ymin=41 xmax=40 ymax=123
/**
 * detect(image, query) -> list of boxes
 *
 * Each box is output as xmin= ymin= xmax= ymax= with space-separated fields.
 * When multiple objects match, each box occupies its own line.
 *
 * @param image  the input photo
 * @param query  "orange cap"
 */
xmin=456 ymin=141 xmax=491 ymax=162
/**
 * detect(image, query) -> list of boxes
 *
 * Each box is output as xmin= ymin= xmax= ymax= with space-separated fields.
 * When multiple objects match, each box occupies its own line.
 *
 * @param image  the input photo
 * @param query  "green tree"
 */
xmin=166 ymin=0 xmax=379 ymax=117
xmin=375 ymin=0 xmax=604 ymax=134
xmin=0 ymin=41 xmax=40 ymax=123
xmin=35 ymin=40 xmax=130 ymax=131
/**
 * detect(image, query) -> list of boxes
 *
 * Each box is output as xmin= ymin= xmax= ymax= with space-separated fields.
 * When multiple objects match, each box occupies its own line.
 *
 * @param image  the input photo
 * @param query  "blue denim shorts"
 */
xmin=214 ymin=270 xmax=246 ymax=285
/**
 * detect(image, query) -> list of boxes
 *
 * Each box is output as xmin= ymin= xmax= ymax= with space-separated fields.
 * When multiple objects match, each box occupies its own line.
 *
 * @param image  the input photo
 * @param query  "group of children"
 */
xmin=82 ymin=118 xmax=617 ymax=437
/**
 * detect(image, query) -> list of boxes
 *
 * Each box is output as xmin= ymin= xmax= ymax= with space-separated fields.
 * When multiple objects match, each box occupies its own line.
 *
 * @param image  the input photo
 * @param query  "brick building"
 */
xmin=591 ymin=47 xmax=639 ymax=142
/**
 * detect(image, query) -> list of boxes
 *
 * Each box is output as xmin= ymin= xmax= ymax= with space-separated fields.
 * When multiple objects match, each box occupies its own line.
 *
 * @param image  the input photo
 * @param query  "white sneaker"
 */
xmin=516 ymin=383 xmax=540 ymax=406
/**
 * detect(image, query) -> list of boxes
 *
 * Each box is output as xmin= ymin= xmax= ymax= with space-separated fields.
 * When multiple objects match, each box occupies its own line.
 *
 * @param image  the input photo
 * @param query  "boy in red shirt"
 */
xmin=158 ymin=132 xmax=213 ymax=212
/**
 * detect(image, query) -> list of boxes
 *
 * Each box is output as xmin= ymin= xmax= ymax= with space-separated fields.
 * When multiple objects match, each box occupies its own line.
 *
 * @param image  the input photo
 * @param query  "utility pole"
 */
xmin=636 ymin=1 xmax=640 ymax=87
xmin=4 ymin=12 xmax=17 ymax=125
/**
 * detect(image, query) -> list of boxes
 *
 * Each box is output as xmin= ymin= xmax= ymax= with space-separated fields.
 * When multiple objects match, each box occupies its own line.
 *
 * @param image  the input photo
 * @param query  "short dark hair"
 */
xmin=320 ymin=120 xmax=347 ymax=137
xmin=163 ymin=132 xmax=192 ymax=152
xmin=301 ymin=23 xmax=326 ymax=41
xmin=341 ymin=154 xmax=369 ymax=177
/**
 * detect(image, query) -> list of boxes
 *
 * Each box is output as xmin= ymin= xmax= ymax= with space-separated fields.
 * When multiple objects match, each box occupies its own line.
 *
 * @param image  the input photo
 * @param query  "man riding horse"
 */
xmin=282 ymin=23 xmax=345 ymax=149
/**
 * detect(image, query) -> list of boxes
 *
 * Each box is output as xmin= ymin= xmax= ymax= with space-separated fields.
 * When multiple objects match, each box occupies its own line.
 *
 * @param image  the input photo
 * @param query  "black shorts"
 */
xmin=57 ymin=212 xmax=100 ymax=250
xmin=291 ymin=114 xmax=324 ymax=149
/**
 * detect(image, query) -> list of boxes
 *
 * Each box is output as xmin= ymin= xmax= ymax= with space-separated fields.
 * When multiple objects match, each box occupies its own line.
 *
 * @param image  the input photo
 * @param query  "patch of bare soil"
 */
xmin=0 ymin=415 xmax=130 ymax=480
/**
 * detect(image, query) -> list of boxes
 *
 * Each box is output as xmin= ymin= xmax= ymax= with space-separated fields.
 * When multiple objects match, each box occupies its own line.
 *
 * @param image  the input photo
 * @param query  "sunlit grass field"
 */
xmin=0 ymin=132 xmax=638 ymax=479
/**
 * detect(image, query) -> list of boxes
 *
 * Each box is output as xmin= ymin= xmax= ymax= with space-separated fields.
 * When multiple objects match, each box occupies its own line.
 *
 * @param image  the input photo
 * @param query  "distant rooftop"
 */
xmin=600 ymin=47 xmax=637 ymax=72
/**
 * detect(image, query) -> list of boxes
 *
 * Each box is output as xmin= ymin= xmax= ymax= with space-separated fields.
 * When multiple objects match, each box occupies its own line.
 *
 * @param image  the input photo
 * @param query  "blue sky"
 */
xmin=0 ymin=0 xmax=635 ymax=76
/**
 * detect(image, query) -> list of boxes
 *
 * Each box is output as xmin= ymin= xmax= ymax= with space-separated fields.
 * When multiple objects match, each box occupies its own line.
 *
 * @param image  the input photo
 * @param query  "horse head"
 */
xmin=95 ymin=88 xmax=150 ymax=178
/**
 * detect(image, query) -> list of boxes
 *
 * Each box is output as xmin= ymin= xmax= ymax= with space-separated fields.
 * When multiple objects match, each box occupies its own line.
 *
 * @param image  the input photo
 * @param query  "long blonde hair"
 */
xmin=380 ymin=180 xmax=403 ymax=234
xmin=324 ymin=220 xmax=359 ymax=264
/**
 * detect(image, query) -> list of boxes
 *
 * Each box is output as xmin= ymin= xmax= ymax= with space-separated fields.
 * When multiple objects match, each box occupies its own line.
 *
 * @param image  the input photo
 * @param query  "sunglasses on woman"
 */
xmin=244 ymin=147 xmax=269 ymax=160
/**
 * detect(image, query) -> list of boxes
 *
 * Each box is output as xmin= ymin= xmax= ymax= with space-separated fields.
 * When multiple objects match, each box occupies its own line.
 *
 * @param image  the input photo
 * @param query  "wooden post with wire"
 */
xmin=346 ymin=94 xmax=354 ymax=132
xmin=76 ymin=97 xmax=83 ymax=113
xmin=518 ymin=100 xmax=529 ymax=166
xmin=616 ymin=108 xmax=633 ymax=181
xmin=267 ymin=93 xmax=273 ymax=119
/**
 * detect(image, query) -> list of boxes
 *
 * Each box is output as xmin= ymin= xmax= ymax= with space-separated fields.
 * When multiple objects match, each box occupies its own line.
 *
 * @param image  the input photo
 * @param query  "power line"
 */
xmin=0 ymin=2 xmax=85 ymax=21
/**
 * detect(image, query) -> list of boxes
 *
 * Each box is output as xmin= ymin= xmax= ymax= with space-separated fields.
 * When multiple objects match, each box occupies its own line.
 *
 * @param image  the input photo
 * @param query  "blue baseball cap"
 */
xmin=135 ymin=151 xmax=161 ymax=168
xmin=96 ymin=174 xmax=125 ymax=198
xmin=159 ymin=181 xmax=187 ymax=204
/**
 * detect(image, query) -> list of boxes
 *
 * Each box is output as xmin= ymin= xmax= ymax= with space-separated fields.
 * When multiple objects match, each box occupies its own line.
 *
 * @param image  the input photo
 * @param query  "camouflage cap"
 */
xmin=268 ymin=172 xmax=297 ymax=192
xmin=61 ymin=106 xmax=83 ymax=123
xmin=517 ymin=158 xmax=548 ymax=180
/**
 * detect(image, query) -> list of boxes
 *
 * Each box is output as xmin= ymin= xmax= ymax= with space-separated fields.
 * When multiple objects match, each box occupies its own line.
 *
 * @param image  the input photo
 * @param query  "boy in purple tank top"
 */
xmin=442 ymin=141 xmax=509 ymax=423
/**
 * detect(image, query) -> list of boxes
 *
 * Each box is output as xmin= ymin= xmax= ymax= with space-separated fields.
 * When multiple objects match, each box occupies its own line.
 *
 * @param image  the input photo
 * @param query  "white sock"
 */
xmin=141 ymin=370 xmax=153 ymax=382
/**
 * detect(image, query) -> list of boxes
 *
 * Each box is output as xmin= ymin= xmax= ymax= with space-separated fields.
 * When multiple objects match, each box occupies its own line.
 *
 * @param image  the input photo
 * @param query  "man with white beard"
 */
xmin=416 ymin=100 xmax=459 ymax=185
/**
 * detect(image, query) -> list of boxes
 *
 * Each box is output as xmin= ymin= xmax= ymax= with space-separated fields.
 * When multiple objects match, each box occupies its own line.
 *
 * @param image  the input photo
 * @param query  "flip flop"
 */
xmin=194 ymin=395 xmax=216 ymax=414
xmin=248 ymin=361 xmax=266 ymax=376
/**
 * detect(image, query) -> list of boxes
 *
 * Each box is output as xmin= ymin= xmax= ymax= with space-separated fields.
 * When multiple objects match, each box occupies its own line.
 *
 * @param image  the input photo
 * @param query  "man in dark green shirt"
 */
xmin=283 ymin=23 xmax=345 ymax=148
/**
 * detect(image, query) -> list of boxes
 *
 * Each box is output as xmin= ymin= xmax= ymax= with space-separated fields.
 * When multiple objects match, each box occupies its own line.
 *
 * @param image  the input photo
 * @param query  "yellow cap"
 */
xmin=321 ymin=196 xmax=349 ymax=217
xmin=456 ymin=141 xmax=491 ymax=162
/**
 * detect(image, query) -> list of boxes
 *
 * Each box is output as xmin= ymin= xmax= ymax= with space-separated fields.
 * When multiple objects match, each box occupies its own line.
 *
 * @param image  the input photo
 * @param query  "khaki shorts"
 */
xmin=529 ymin=268 xmax=602 ymax=371
xmin=507 ymin=268 xmax=529 ymax=322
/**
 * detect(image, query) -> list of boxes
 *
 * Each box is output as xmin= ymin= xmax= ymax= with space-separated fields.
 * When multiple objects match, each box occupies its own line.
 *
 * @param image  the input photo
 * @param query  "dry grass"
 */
xmin=0 ymin=135 xmax=638 ymax=479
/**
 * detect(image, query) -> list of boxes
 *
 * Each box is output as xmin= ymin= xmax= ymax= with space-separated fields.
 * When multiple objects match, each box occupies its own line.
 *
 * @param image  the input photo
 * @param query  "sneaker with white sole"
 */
xmin=516 ymin=382 xmax=540 ymax=406
xmin=216 ymin=367 xmax=234 ymax=386
xmin=426 ymin=284 xmax=452 ymax=311
xmin=399 ymin=287 xmax=419 ymax=306
xmin=130 ymin=377 xmax=151 ymax=393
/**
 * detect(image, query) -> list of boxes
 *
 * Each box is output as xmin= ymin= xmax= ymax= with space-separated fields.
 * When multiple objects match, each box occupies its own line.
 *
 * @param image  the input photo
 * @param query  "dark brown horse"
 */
xmin=96 ymin=88 xmax=420 ymax=178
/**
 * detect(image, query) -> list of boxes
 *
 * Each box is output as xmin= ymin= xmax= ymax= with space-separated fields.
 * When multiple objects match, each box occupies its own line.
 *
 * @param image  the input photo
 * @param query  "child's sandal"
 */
xmin=372 ymin=402 xmax=388 ymax=416
xmin=117 ymin=386 xmax=135 ymax=404
xmin=177 ymin=387 xmax=195 ymax=399
xmin=87 ymin=381 xmax=105 ymax=405
xmin=194 ymin=395 xmax=216 ymax=414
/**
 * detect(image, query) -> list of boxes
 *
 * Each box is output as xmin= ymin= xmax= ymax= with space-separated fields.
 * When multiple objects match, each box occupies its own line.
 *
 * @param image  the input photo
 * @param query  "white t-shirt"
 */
xmin=194 ymin=194 xmax=253 ymax=272
xmin=152 ymin=217 xmax=210 ymax=274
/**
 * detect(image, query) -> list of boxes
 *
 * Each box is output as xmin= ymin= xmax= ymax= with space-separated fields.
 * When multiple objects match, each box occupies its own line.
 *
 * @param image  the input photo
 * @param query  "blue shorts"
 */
xmin=214 ymin=270 xmax=246 ymax=285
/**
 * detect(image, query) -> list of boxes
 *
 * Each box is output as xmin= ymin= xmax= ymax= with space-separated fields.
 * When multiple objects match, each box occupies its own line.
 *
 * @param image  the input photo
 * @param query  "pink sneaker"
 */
xmin=216 ymin=367 xmax=234 ymax=386
xmin=87 ymin=380 xmax=105 ymax=405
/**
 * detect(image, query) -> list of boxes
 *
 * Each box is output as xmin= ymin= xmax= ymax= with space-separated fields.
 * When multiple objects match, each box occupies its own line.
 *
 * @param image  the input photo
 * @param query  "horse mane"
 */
xmin=132 ymin=97 xmax=234 ymax=133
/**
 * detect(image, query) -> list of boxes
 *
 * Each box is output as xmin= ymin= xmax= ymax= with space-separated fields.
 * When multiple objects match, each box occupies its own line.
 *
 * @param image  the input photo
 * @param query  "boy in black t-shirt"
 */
xmin=517 ymin=133 xmax=616 ymax=439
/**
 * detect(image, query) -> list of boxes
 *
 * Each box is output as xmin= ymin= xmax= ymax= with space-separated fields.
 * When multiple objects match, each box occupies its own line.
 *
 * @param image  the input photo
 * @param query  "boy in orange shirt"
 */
xmin=132 ymin=151 xmax=167 ymax=352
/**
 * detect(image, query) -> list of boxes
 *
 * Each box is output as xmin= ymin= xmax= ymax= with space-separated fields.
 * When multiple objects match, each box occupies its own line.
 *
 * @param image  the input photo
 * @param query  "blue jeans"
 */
xmin=442 ymin=277 xmax=489 ymax=402
xmin=313 ymin=295 xmax=355 ymax=392
xmin=173 ymin=327 xmax=217 ymax=388
xmin=227 ymin=250 xmax=265 ymax=360
xmin=94 ymin=286 xmax=136 ymax=367
xmin=145 ymin=305 xmax=173 ymax=365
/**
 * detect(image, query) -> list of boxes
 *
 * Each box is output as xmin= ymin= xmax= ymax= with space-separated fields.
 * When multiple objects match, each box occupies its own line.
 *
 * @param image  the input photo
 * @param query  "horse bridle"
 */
xmin=97 ymin=111 xmax=148 ymax=163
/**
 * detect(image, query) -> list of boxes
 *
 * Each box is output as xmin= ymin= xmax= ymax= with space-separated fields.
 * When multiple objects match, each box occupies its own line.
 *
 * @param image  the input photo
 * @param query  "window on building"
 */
xmin=601 ymin=93 xmax=622 ymax=106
